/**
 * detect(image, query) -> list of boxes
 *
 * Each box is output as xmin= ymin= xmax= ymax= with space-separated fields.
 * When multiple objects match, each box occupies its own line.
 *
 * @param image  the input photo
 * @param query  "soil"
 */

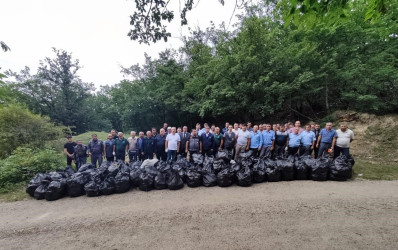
xmin=1 ymin=180 xmax=397 ymax=250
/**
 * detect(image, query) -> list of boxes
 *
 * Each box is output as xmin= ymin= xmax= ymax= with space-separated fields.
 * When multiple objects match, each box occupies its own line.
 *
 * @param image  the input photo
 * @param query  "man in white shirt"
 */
xmin=165 ymin=127 xmax=181 ymax=163
xmin=234 ymin=124 xmax=251 ymax=161
xmin=334 ymin=123 xmax=354 ymax=158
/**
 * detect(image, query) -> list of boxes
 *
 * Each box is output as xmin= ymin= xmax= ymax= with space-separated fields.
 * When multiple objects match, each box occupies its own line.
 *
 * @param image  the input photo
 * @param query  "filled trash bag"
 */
xmin=141 ymin=159 xmax=159 ymax=169
xmin=168 ymin=171 xmax=184 ymax=190
xmin=202 ymin=171 xmax=217 ymax=187
xmin=154 ymin=172 xmax=168 ymax=190
xmin=294 ymin=157 xmax=309 ymax=180
xmin=45 ymin=180 xmax=66 ymax=201
xmin=216 ymin=150 xmax=228 ymax=160
xmin=78 ymin=163 xmax=96 ymax=172
xmin=26 ymin=173 xmax=49 ymax=197
xmin=329 ymin=155 xmax=352 ymax=181
xmin=241 ymin=157 xmax=253 ymax=169
xmin=99 ymin=177 xmax=115 ymax=195
xmin=67 ymin=172 xmax=90 ymax=197
xmin=130 ymin=160 xmax=142 ymax=169
xmin=138 ymin=172 xmax=154 ymax=191
xmin=191 ymin=153 xmax=204 ymax=165
xmin=311 ymin=157 xmax=330 ymax=181
xmin=84 ymin=181 xmax=100 ymax=197
xmin=130 ymin=168 xmax=143 ymax=188
xmin=114 ymin=172 xmax=131 ymax=193
xmin=217 ymin=167 xmax=234 ymax=187
xmin=265 ymin=159 xmax=280 ymax=182
xmin=230 ymin=161 xmax=241 ymax=174
xmin=236 ymin=166 xmax=252 ymax=187
xmin=186 ymin=169 xmax=202 ymax=188
xmin=34 ymin=180 xmax=51 ymax=200
xmin=108 ymin=163 xmax=120 ymax=177
xmin=277 ymin=159 xmax=294 ymax=181
xmin=252 ymin=159 xmax=266 ymax=183
xmin=63 ymin=166 xmax=75 ymax=177
xmin=213 ymin=159 xmax=226 ymax=173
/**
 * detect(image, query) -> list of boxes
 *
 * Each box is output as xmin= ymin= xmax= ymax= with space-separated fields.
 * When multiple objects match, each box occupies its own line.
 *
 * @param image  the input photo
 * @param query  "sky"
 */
xmin=0 ymin=0 xmax=242 ymax=89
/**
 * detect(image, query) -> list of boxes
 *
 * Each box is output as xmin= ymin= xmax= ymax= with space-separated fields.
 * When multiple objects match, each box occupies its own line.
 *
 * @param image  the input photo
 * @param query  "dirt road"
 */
xmin=1 ymin=180 xmax=397 ymax=250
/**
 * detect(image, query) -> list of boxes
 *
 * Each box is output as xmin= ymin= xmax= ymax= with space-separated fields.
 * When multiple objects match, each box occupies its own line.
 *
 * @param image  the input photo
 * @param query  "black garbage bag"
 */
xmin=277 ymin=159 xmax=294 ymax=181
xmin=108 ymin=163 xmax=120 ymax=177
xmin=114 ymin=172 xmax=131 ymax=193
xmin=99 ymin=177 xmax=115 ymax=195
xmin=130 ymin=160 xmax=142 ymax=169
xmin=295 ymin=157 xmax=309 ymax=180
xmin=154 ymin=172 xmax=168 ymax=190
xmin=216 ymin=150 xmax=228 ymax=160
xmin=67 ymin=172 xmax=90 ymax=197
xmin=168 ymin=171 xmax=184 ymax=190
xmin=186 ymin=169 xmax=202 ymax=188
xmin=217 ymin=167 xmax=234 ymax=187
xmin=84 ymin=181 xmax=100 ymax=197
xmin=172 ymin=164 xmax=186 ymax=183
xmin=230 ymin=161 xmax=241 ymax=174
xmin=176 ymin=155 xmax=190 ymax=168
xmin=34 ymin=180 xmax=51 ymax=200
xmin=45 ymin=180 xmax=66 ymax=201
xmin=236 ymin=166 xmax=252 ymax=187
xmin=78 ymin=163 xmax=96 ymax=172
xmin=265 ymin=159 xmax=280 ymax=182
xmin=63 ymin=166 xmax=75 ymax=177
xmin=252 ymin=159 xmax=266 ymax=183
xmin=203 ymin=171 xmax=217 ymax=187
xmin=143 ymin=165 xmax=159 ymax=178
xmin=49 ymin=172 xmax=64 ymax=181
xmin=329 ymin=155 xmax=352 ymax=181
xmin=141 ymin=159 xmax=159 ymax=169
xmin=311 ymin=157 xmax=330 ymax=181
xmin=213 ymin=159 xmax=226 ymax=173
xmin=130 ymin=168 xmax=143 ymax=188
xmin=138 ymin=172 xmax=154 ymax=191
xmin=241 ymin=157 xmax=253 ymax=168
xmin=202 ymin=160 xmax=213 ymax=174
xmin=192 ymin=153 xmax=204 ymax=165
xmin=26 ymin=173 xmax=49 ymax=197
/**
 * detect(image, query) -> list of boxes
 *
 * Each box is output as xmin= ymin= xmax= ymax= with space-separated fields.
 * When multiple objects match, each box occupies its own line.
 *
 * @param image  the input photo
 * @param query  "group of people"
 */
xmin=64 ymin=121 xmax=354 ymax=170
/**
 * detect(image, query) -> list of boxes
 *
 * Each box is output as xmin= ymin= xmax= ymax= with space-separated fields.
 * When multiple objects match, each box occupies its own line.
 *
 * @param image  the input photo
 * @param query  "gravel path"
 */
xmin=1 ymin=180 xmax=397 ymax=250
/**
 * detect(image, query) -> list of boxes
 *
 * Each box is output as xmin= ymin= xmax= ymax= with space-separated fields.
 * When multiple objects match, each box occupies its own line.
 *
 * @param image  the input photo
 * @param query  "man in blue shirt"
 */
xmin=300 ymin=125 xmax=316 ymax=156
xmin=250 ymin=125 xmax=263 ymax=157
xmin=222 ymin=122 xmax=229 ymax=135
xmin=316 ymin=122 xmax=337 ymax=158
xmin=287 ymin=127 xmax=302 ymax=156
xmin=201 ymin=126 xmax=214 ymax=157
xmin=260 ymin=124 xmax=275 ymax=158
xmin=274 ymin=126 xmax=289 ymax=158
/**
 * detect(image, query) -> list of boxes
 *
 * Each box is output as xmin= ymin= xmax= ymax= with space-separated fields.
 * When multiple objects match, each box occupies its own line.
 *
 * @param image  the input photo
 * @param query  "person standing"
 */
xmin=103 ymin=134 xmax=115 ymax=162
xmin=222 ymin=122 xmax=229 ymax=134
xmin=88 ymin=134 xmax=104 ymax=167
xmin=165 ymin=127 xmax=181 ymax=163
xmin=316 ymin=122 xmax=337 ymax=158
xmin=312 ymin=124 xmax=321 ymax=158
xmin=247 ymin=122 xmax=253 ymax=132
xmin=186 ymin=129 xmax=202 ymax=161
xmin=232 ymin=123 xmax=240 ymax=134
xmin=151 ymin=128 xmax=158 ymax=139
xmin=300 ymin=125 xmax=316 ymax=156
xmin=142 ymin=131 xmax=156 ymax=160
xmin=178 ymin=126 xmax=191 ymax=158
xmin=274 ymin=126 xmax=289 ymax=158
xmin=213 ymin=127 xmax=223 ymax=155
xmin=289 ymin=121 xmax=304 ymax=134
xmin=156 ymin=128 xmax=167 ymax=161
xmin=74 ymin=140 xmax=88 ymax=171
xmin=113 ymin=132 xmax=129 ymax=162
xmin=64 ymin=135 xmax=77 ymax=167
xmin=127 ymin=131 xmax=138 ymax=162
xmin=111 ymin=129 xmax=118 ymax=140
xmin=260 ymin=124 xmax=275 ymax=158
xmin=196 ymin=123 xmax=204 ymax=136
xmin=250 ymin=125 xmax=263 ymax=157
xmin=162 ymin=123 xmax=168 ymax=135
xmin=223 ymin=125 xmax=236 ymax=159
xmin=137 ymin=132 xmax=145 ymax=161
xmin=334 ymin=123 xmax=354 ymax=158
xmin=201 ymin=126 xmax=214 ymax=157
xmin=287 ymin=127 xmax=302 ymax=156
xmin=259 ymin=124 xmax=264 ymax=133
xmin=234 ymin=124 xmax=251 ymax=161
xmin=177 ymin=127 xmax=182 ymax=133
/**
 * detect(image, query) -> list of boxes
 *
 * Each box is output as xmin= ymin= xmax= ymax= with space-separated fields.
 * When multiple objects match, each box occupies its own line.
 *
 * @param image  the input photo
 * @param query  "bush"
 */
xmin=0 ymin=147 xmax=64 ymax=190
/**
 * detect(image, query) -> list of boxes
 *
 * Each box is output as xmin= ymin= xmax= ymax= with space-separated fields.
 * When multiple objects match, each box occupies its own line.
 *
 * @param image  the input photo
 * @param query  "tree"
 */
xmin=0 ymin=41 xmax=10 ymax=52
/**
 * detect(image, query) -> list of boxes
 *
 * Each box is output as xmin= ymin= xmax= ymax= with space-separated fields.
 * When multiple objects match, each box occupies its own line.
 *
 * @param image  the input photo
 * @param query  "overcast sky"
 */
xmin=0 ymin=0 xmax=242 ymax=89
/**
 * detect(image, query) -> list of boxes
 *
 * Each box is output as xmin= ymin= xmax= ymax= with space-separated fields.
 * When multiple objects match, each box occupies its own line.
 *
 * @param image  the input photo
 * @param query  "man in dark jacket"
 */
xmin=200 ymin=126 xmax=214 ymax=157
xmin=223 ymin=125 xmax=235 ymax=159
xmin=186 ymin=129 xmax=201 ymax=162
xmin=178 ymin=126 xmax=190 ymax=158
xmin=155 ymin=128 xmax=167 ymax=161
xmin=88 ymin=134 xmax=104 ymax=167
xmin=103 ymin=134 xmax=115 ymax=162
xmin=142 ymin=131 xmax=156 ymax=160
xmin=113 ymin=132 xmax=129 ymax=162
xmin=74 ymin=140 xmax=88 ymax=171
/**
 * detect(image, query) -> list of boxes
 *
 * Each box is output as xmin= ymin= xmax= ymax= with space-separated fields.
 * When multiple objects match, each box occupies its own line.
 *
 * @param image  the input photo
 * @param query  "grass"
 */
xmin=353 ymin=159 xmax=398 ymax=181
xmin=0 ymin=184 xmax=29 ymax=202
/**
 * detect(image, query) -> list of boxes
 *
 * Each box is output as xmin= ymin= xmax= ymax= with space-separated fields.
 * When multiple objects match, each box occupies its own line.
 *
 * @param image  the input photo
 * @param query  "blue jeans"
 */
xmin=167 ymin=150 xmax=177 ymax=163
xmin=334 ymin=146 xmax=350 ymax=158
xmin=91 ymin=153 xmax=102 ymax=167
xmin=318 ymin=142 xmax=331 ymax=158
xmin=300 ymin=145 xmax=312 ymax=156
xmin=76 ymin=157 xmax=87 ymax=171
xmin=129 ymin=150 xmax=138 ymax=162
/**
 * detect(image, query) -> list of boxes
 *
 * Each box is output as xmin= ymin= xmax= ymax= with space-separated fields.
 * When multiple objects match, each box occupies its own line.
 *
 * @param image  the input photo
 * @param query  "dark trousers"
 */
xmin=202 ymin=149 xmax=213 ymax=157
xmin=106 ymin=156 xmax=114 ymax=162
xmin=66 ymin=156 xmax=74 ymax=166
xmin=116 ymin=151 xmax=126 ymax=162
xmin=129 ymin=151 xmax=139 ymax=162
xmin=178 ymin=150 xmax=187 ymax=158
xmin=138 ymin=149 xmax=143 ymax=161
xmin=167 ymin=150 xmax=177 ymax=163
xmin=143 ymin=152 xmax=153 ymax=160
xmin=334 ymin=146 xmax=350 ymax=158
xmin=314 ymin=145 xmax=320 ymax=158
xmin=76 ymin=157 xmax=87 ymax=171
xmin=156 ymin=149 xmax=167 ymax=161
xmin=250 ymin=148 xmax=260 ymax=157
xmin=274 ymin=144 xmax=285 ymax=158
xmin=318 ymin=142 xmax=331 ymax=158
xmin=91 ymin=153 xmax=102 ymax=167
xmin=300 ymin=145 xmax=312 ymax=157
xmin=288 ymin=147 xmax=299 ymax=156
xmin=259 ymin=146 xmax=272 ymax=158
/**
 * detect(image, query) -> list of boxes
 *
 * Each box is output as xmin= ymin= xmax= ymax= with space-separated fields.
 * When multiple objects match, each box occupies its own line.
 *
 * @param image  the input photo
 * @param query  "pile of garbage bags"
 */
xmin=26 ymin=153 xmax=355 ymax=201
